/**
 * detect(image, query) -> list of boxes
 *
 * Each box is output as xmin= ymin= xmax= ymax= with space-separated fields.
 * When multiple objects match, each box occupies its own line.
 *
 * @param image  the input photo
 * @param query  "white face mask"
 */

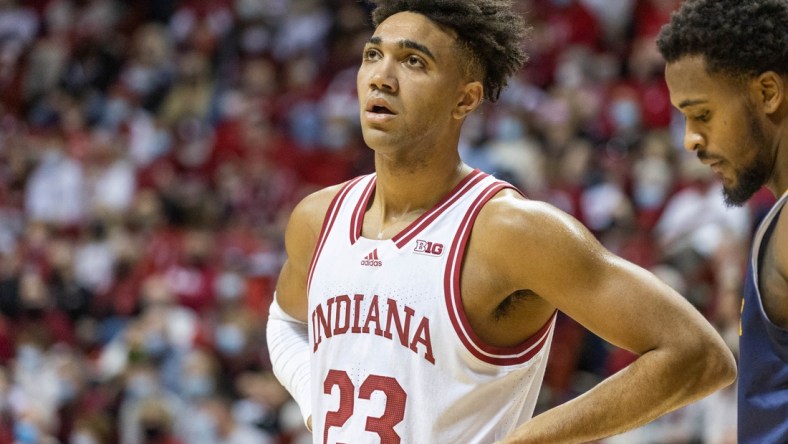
xmin=180 ymin=374 xmax=215 ymax=399
xmin=56 ymin=376 xmax=78 ymax=405
xmin=70 ymin=431 xmax=99 ymax=444
xmin=16 ymin=345 xmax=43 ymax=372
xmin=216 ymin=272 xmax=245 ymax=301
xmin=189 ymin=410 xmax=218 ymax=442
xmin=126 ymin=373 xmax=158 ymax=398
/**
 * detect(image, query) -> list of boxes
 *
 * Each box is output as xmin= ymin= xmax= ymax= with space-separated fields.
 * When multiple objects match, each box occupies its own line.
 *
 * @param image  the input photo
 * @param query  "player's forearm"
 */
xmin=501 ymin=344 xmax=735 ymax=443
xmin=267 ymin=297 xmax=313 ymax=425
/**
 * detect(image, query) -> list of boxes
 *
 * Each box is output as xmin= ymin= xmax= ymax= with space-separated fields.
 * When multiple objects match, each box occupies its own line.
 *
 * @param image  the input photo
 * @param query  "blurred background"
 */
xmin=0 ymin=0 xmax=768 ymax=442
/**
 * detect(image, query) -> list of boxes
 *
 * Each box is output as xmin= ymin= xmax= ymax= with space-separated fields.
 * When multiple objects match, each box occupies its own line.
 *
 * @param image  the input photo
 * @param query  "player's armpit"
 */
xmin=485 ymin=198 xmax=736 ymax=443
xmin=763 ymin=208 xmax=788 ymax=328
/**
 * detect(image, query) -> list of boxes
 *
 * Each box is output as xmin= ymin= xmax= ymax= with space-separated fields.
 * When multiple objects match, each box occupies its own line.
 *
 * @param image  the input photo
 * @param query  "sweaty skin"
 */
xmin=277 ymin=12 xmax=736 ymax=443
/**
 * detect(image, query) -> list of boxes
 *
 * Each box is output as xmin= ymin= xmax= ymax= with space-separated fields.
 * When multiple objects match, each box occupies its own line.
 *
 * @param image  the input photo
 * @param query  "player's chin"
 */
xmin=361 ymin=126 xmax=394 ymax=144
xmin=722 ymin=180 xmax=756 ymax=207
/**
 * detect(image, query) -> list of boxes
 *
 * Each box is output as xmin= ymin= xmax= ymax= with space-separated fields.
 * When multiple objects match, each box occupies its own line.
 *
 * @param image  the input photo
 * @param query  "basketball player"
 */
xmin=267 ymin=1 xmax=736 ymax=442
xmin=658 ymin=1 xmax=788 ymax=442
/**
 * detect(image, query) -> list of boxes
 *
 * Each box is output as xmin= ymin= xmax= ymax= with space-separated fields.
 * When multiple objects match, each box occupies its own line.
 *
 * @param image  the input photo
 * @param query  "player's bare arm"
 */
xmin=761 ymin=209 xmax=788 ymax=328
xmin=276 ymin=185 xmax=344 ymax=322
xmin=466 ymin=191 xmax=737 ymax=443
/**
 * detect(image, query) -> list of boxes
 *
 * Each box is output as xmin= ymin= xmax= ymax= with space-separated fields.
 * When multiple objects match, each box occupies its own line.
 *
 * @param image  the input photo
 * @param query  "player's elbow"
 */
xmin=685 ymin=335 xmax=737 ymax=394
xmin=715 ymin=345 xmax=738 ymax=388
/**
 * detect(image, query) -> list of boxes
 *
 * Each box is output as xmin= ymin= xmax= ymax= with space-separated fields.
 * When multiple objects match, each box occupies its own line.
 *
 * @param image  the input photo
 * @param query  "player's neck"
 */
xmin=370 ymin=155 xmax=471 ymax=228
xmin=768 ymin=119 xmax=788 ymax=197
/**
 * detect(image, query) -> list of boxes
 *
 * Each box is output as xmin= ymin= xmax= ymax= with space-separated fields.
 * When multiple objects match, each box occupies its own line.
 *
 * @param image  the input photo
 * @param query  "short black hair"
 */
xmin=657 ymin=0 xmax=788 ymax=78
xmin=368 ymin=0 xmax=529 ymax=102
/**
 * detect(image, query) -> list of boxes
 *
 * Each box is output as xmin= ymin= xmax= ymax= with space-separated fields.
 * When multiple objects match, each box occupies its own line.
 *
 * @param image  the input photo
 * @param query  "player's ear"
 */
xmin=754 ymin=71 xmax=784 ymax=115
xmin=453 ymin=81 xmax=484 ymax=120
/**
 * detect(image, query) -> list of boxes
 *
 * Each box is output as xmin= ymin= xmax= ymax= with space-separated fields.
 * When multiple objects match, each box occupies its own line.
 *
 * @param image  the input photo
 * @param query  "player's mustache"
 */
xmin=697 ymin=151 xmax=722 ymax=163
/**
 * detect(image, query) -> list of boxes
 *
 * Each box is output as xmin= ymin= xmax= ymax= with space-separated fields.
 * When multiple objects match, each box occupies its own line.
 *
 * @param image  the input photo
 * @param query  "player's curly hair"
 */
xmin=657 ymin=0 xmax=788 ymax=78
xmin=368 ymin=0 xmax=529 ymax=103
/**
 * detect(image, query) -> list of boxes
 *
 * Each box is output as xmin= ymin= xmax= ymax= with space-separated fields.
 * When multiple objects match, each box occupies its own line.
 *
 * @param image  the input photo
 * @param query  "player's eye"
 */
xmin=363 ymin=48 xmax=381 ymax=61
xmin=405 ymin=55 xmax=425 ymax=68
xmin=694 ymin=111 xmax=710 ymax=122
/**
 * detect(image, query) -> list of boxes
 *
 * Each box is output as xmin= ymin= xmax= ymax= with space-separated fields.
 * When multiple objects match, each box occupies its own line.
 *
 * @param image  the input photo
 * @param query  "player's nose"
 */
xmin=683 ymin=126 xmax=705 ymax=152
xmin=369 ymin=62 xmax=398 ymax=94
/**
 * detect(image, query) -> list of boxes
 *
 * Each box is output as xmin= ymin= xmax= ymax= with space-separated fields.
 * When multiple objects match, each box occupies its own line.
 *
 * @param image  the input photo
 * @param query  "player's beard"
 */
xmin=722 ymin=108 xmax=772 ymax=207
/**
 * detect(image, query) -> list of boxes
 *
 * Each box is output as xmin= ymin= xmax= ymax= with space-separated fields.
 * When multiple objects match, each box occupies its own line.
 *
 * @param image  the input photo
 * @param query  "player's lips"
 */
xmin=364 ymin=98 xmax=398 ymax=123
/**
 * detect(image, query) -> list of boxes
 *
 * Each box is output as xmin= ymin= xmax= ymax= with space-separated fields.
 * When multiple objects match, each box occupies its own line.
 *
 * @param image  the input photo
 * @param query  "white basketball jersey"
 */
xmin=307 ymin=170 xmax=556 ymax=444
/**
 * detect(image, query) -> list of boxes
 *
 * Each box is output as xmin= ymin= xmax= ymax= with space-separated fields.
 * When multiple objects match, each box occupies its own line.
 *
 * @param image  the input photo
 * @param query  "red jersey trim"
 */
xmin=349 ymin=176 xmax=377 ymax=245
xmin=307 ymin=176 xmax=368 ymax=294
xmin=444 ymin=181 xmax=556 ymax=366
xmin=392 ymin=169 xmax=486 ymax=249
xmin=347 ymin=169 xmax=487 ymax=249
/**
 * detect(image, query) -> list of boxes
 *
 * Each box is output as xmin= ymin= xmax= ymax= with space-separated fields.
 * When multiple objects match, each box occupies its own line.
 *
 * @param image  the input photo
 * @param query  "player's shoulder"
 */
xmin=475 ymin=189 xmax=594 ymax=252
xmin=289 ymin=180 xmax=355 ymax=231
xmin=479 ymin=190 xmax=581 ymax=233
xmin=771 ymin=196 xmax=788 ymax=272
xmin=284 ymin=179 xmax=360 ymax=262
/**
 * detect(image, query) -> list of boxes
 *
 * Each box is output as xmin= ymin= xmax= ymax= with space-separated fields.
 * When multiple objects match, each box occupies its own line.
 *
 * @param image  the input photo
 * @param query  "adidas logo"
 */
xmin=361 ymin=249 xmax=383 ymax=267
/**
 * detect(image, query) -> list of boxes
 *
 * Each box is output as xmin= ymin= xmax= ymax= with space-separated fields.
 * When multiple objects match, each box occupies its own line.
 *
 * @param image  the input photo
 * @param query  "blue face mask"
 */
xmin=181 ymin=375 xmax=215 ymax=399
xmin=143 ymin=333 xmax=168 ymax=357
xmin=215 ymin=324 xmax=246 ymax=356
xmin=633 ymin=183 xmax=667 ymax=209
xmin=14 ymin=421 xmax=39 ymax=444
xmin=611 ymin=100 xmax=641 ymax=130
xmin=288 ymin=102 xmax=321 ymax=148
xmin=493 ymin=115 xmax=525 ymax=141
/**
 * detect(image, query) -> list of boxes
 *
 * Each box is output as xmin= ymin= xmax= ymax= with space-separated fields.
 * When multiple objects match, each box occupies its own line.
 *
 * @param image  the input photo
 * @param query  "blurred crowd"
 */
xmin=0 ymin=0 xmax=772 ymax=443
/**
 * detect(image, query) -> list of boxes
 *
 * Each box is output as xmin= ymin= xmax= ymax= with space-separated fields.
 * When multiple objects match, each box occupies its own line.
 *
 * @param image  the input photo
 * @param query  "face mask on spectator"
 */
xmin=70 ymin=431 xmax=99 ymax=444
xmin=14 ymin=421 xmax=39 ymax=444
xmin=191 ymin=410 xmax=218 ymax=442
xmin=40 ymin=147 xmax=64 ymax=164
xmin=610 ymin=99 xmax=641 ymax=131
xmin=56 ymin=377 xmax=78 ymax=405
xmin=216 ymin=272 xmax=245 ymax=301
xmin=322 ymin=121 xmax=352 ymax=150
xmin=144 ymin=332 xmax=168 ymax=357
xmin=16 ymin=345 xmax=43 ymax=372
xmin=492 ymin=115 xmax=525 ymax=141
xmin=126 ymin=373 xmax=157 ymax=398
xmin=181 ymin=374 xmax=215 ymax=399
xmin=215 ymin=324 xmax=246 ymax=356
xmin=633 ymin=182 xmax=668 ymax=210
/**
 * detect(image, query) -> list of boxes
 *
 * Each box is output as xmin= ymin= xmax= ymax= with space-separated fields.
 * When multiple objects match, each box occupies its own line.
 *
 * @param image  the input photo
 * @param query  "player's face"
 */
xmin=357 ymin=12 xmax=469 ymax=154
xmin=666 ymin=56 xmax=773 ymax=207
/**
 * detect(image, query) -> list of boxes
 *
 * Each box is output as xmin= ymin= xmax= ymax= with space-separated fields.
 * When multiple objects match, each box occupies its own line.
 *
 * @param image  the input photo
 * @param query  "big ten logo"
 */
xmin=414 ymin=240 xmax=444 ymax=257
